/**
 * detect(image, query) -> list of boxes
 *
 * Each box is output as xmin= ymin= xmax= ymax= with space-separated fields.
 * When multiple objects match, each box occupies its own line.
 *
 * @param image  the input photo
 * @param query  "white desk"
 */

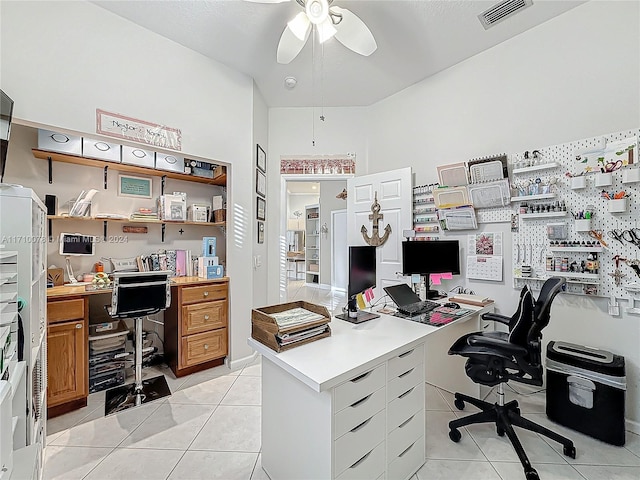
xmin=248 ymin=304 xmax=493 ymax=480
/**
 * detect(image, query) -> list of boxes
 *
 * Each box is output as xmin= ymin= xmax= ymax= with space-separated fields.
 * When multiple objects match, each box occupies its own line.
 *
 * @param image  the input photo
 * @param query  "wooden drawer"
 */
xmin=334 ymin=363 xmax=385 ymax=413
xmin=47 ymin=298 xmax=86 ymax=324
xmin=334 ymin=409 xmax=386 ymax=476
xmin=388 ymin=383 xmax=424 ymax=432
xmin=335 ymin=441 xmax=385 ymax=480
xmin=334 ymin=386 xmax=386 ymax=440
xmin=388 ymin=344 xmax=424 ymax=379
xmin=181 ymin=283 xmax=227 ymax=305
xmin=388 ymin=363 xmax=423 ymax=399
xmin=182 ymin=300 xmax=227 ymax=336
xmin=388 ymin=409 xmax=424 ymax=462
xmin=180 ymin=328 xmax=227 ymax=367
xmin=387 ymin=435 xmax=425 ymax=480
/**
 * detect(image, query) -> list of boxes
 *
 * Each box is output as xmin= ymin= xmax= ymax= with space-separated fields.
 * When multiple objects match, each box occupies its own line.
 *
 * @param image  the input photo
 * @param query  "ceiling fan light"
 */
xmin=317 ymin=18 xmax=337 ymax=43
xmin=287 ymin=12 xmax=310 ymax=41
xmin=306 ymin=0 xmax=329 ymax=25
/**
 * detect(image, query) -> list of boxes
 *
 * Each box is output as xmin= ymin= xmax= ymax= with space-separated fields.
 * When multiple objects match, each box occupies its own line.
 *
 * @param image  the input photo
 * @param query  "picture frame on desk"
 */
xmin=256 ymin=169 xmax=266 ymax=197
xmin=118 ymin=174 xmax=152 ymax=198
xmin=256 ymin=143 xmax=266 ymax=173
xmin=257 ymin=197 xmax=266 ymax=221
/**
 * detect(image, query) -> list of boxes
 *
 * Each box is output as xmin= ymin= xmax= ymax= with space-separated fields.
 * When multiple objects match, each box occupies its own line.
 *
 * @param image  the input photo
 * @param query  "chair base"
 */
xmin=448 ymin=392 xmax=576 ymax=480
xmin=105 ymin=375 xmax=171 ymax=416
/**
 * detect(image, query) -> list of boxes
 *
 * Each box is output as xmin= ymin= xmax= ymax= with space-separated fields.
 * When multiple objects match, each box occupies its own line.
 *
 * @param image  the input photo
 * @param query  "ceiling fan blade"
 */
xmin=277 ymin=17 xmax=311 ymax=64
xmin=330 ymin=6 xmax=377 ymax=56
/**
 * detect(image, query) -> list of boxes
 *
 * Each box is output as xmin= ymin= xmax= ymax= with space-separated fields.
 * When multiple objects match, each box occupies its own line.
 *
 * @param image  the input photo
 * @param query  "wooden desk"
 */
xmin=46 ymin=276 xmax=229 ymax=416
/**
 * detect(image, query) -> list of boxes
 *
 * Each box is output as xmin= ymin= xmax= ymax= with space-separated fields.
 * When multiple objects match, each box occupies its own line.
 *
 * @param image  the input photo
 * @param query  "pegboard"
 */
xmin=510 ymin=128 xmax=640 ymax=300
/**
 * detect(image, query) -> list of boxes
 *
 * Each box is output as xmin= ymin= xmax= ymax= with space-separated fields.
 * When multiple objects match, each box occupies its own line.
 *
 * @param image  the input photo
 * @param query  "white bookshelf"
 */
xmin=305 ymin=204 xmax=320 ymax=285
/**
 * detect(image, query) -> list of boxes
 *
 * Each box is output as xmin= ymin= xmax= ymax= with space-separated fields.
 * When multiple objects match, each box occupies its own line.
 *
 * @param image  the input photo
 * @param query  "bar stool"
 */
xmin=104 ymin=270 xmax=172 ymax=415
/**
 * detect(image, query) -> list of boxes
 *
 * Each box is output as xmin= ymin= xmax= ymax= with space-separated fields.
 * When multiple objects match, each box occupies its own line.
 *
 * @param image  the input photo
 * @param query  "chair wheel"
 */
xmin=563 ymin=445 xmax=576 ymax=459
xmin=454 ymin=398 xmax=465 ymax=410
xmin=497 ymin=426 xmax=505 ymax=437
xmin=525 ymin=469 xmax=539 ymax=480
xmin=449 ymin=428 xmax=462 ymax=443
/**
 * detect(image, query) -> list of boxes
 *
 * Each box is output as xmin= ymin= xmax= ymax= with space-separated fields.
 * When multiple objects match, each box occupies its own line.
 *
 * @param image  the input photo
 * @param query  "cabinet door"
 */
xmin=47 ymin=320 xmax=87 ymax=406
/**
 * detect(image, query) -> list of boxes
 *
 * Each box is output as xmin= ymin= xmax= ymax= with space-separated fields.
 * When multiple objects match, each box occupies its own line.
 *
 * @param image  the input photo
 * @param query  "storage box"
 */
xmin=251 ymin=301 xmax=331 ymax=352
xmin=595 ymin=172 xmax=613 ymax=187
xmin=213 ymin=209 xmax=226 ymax=223
xmin=309 ymin=263 xmax=319 ymax=272
xmin=156 ymin=153 xmax=184 ymax=173
xmin=82 ymin=138 xmax=121 ymax=163
xmin=622 ymin=168 xmax=640 ymax=184
xmin=206 ymin=264 xmax=224 ymax=279
xmin=122 ymin=146 xmax=155 ymax=168
xmin=570 ymin=176 xmax=587 ymax=189
xmin=188 ymin=204 xmax=210 ymax=223
xmin=546 ymin=341 xmax=626 ymax=446
xmin=197 ymin=256 xmax=218 ymax=278
xmin=574 ymin=219 xmax=591 ymax=232
xmin=202 ymin=237 xmax=217 ymax=257
xmin=38 ymin=129 xmax=83 ymax=156
xmin=608 ymin=198 xmax=628 ymax=213
xmin=158 ymin=193 xmax=186 ymax=221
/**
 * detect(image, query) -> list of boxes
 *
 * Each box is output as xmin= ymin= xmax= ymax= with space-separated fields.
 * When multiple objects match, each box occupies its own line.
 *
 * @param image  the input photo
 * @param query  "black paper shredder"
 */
xmin=545 ymin=341 xmax=626 ymax=446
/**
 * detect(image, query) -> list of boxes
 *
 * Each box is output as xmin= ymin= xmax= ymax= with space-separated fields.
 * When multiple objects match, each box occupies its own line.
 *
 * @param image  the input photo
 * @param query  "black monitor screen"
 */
xmin=402 ymin=240 xmax=460 ymax=276
xmin=348 ymin=246 xmax=376 ymax=298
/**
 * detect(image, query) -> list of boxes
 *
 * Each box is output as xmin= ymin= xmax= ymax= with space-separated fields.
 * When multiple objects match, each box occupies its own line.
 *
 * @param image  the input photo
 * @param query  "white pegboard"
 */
xmin=511 ymin=128 xmax=640 ymax=298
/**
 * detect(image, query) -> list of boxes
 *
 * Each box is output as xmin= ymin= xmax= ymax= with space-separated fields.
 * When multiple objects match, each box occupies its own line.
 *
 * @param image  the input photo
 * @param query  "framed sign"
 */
xmin=256 ymin=169 xmax=266 ymax=197
xmin=257 ymin=221 xmax=265 ymax=244
xmin=257 ymin=144 xmax=266 ymax=172
xmin=118 ymin=174 xmax=152 ymax=198
xmin=257 ymin=197 xmax=266 ymax=221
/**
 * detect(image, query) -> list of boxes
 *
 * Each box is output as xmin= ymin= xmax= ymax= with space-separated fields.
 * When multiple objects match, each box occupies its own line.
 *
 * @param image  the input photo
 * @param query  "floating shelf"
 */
xmin=548 ymin=246 xmax=604 ymax=253
xmin=47 ymin=215 xmax=224 ymax=227
xmin=514 ymin=276 xmax=600 ymax=285
xmin=512 ymin=162 xmax=560 ymax=174
xmin=551 ymin=271 xmax=600 ymax=281
xmin=511 ymin=193 xmax=557 ymax=202
xmin=520 ymin=211 xmax=568 ymax=219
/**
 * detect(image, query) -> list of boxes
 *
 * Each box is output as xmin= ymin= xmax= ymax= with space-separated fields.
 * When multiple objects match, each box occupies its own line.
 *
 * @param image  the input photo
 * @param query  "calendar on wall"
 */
xmin=466 ymin=233 xmax=504 ymax=281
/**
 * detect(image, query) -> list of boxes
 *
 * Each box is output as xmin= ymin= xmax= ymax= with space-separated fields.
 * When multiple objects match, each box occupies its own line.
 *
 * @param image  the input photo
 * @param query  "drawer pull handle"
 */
xmin=350 ymin=394 xmax=372 ymax=408
xmin=399 ymin=441 xmax=416 ymax=458
xmin=350 ymin=417 xmax=372 ymax=433
xmin=75 ymin=323 xmax=83 ymax=329
xmin=399 ymin=349 xmax=414 ymax=358
xmin=203 ymin=291 xmax=209 ymax=297
xmin=204 ymin=315 xmax=210 ymax=320
xmin=399 ymin=368 xmax=414 ymax=378
xmin=204 ymin=344 xmax=209 ymax=350
xmin=349 ymin=450 xmax=372 ymax=469
xmin=399 ymin=387 xmax=414 ymax=399
xmin=350 ymin=371 xmax=372 ymax=383
xmin=399 ymin=414 xmax=416 ymax=428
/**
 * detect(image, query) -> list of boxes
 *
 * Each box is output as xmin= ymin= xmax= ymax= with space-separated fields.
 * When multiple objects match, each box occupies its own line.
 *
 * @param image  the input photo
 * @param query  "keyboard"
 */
xmin=398 ymin=300 xmax=439 ymax=316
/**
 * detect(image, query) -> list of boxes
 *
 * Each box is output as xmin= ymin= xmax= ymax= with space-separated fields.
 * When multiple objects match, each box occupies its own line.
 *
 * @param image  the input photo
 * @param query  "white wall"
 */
xmin=319 ymin=181 xmax=347 ymax=285
xmin=1 ymin=1 xmax=257 ymax=366
xmin=288 ymin=193 xmax=320 ymax=223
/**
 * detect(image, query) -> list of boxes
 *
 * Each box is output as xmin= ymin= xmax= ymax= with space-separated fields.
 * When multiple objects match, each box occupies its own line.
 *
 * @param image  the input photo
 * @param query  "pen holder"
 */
xmin=570 ymin=176 xmax=587 ymax=189
xmin=574 ymin=218 xmax=591 ymax=232
xmin=608 ymin=198 xmax=628 ymax=213
xmin=622 ymin=168 xmax=640 ymax=184
xmin=595 ymin=172 xmax=613 ymax=187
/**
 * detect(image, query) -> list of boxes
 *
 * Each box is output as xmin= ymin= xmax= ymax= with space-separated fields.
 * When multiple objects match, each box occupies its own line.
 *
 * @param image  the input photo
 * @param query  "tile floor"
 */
xmin=43 ymin=281 xmax=640 ymax=480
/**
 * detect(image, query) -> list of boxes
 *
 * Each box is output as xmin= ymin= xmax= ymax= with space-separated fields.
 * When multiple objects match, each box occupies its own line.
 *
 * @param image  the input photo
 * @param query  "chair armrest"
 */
xmin=481 ymin=312 xmax=510 ymax=325
xmin=467 ymin=335 xmax=528 ymax=356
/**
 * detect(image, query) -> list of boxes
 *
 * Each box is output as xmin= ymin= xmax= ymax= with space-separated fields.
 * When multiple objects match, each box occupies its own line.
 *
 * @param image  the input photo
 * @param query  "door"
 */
xmin=331 ymin=209 xmax=348 ymax=291
xmin=47 ymin=320 xmax=87 ymax=407
xmin=347 ymin=168 xmax=412 ymax=299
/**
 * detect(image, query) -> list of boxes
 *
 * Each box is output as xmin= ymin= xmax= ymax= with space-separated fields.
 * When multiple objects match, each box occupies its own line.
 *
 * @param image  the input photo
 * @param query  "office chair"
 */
xmin=104 ymin=271 xmax=172 ymax=415
xmin=447 ymin=277 xmax=575 ymax=480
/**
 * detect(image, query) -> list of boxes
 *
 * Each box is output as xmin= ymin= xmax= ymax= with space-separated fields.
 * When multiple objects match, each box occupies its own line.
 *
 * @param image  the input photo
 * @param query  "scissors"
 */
xmin=608 ymin=228 xmax=640 ymax=247
xmin=588 ymin=230 xmax=608 ymax=248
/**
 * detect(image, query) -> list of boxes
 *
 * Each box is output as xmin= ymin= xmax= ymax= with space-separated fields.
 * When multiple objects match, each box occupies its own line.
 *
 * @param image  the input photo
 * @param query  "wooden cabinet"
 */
xmin=46 ymin=297 xmax=88 ymax=416
xmin=165 ymin=279 xmax=228 ymax=377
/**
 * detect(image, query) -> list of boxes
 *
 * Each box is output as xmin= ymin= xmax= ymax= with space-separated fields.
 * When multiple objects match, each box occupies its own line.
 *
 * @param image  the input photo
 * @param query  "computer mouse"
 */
xmin=444 ymin=302 xmax=460 ymax=309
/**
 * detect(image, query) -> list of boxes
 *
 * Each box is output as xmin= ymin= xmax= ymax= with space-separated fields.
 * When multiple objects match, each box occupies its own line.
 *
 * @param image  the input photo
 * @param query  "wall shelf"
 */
xmin=548 ymin=246 xmax=604 ymax=253
xmin=551 ymin=271 xmax=600 ymax=281
xmin=511 ymin=193 xmax=556 ymax=202
xmin=512 ymin=162 xmax=559 ymax=174
xmin=520 ymin=211 xmax=568 ymax=219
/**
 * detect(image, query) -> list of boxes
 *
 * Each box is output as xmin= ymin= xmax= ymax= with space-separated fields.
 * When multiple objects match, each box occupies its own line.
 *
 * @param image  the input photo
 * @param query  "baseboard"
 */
xmin=318 ymin=283 xmax=332 ymax=290
xmin=226 ymin=351 xmax=258 ymax=373
xmin=626 ymin=418 xmax=640 ymax=435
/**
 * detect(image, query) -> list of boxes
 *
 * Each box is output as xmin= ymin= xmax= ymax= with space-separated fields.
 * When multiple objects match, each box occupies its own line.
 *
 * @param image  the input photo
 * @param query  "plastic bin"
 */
xmin=546 ymin=341 xmax=626 ymax=445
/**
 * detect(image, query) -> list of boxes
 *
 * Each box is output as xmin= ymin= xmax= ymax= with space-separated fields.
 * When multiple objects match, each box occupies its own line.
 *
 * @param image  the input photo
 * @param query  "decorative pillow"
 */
xmin=109 ymin=257 xmax=138 ymax=272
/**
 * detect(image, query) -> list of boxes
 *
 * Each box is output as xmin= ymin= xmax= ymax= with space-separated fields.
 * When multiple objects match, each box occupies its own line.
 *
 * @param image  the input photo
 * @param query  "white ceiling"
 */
xmin=92 ymin=0 xmax=585 ymax=108
xmin=287 ymin=181 xmax=320 ymax=194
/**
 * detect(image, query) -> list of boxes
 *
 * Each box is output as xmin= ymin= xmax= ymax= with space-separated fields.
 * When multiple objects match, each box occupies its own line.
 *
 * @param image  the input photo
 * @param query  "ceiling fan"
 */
xmin=247 ymin=0 xmax=377 ymax=64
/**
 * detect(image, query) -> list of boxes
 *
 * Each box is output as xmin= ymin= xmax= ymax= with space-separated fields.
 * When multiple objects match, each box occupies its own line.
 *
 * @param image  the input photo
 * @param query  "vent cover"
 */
xmin=478 ymin=0 xmax=533 ymax=29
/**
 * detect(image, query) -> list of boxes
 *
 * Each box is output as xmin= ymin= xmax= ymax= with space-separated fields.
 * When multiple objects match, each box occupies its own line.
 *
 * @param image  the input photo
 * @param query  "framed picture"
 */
xmin=257 ymin=221 xmax=265 ymax=244
xmin=257 ymin=197 xmax=266 ymax=221
xmin=256 ymin=169 xmax=266 ymax=197
xmin=118 ymin=174 xmax=152 ymax=198
xmin=256 ymin=144 xmax=266 ymax=172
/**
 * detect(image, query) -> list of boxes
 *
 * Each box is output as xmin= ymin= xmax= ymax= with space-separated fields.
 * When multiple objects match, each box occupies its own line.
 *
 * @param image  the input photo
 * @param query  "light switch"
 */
xmin=254 ymin=255 xmax=262 ymax=269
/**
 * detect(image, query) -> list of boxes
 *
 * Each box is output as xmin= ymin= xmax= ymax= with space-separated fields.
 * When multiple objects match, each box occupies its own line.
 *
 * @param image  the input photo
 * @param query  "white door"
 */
xmin=347 ymin=168 xmax=412 ymax=299
xmin=331 ymin=209 xmax=348 ymax=291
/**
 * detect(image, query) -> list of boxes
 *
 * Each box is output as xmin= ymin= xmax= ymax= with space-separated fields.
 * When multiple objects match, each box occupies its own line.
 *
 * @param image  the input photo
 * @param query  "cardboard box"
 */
xmin=122 ymin=146 xmax=155 ymax=168
xmin=38 ymin=129 xmax=82 ymax=155
xmin=251 ymin=301 xmax=331 ymax=352
xmin=82 ymin=138 xmax=121 ymax=162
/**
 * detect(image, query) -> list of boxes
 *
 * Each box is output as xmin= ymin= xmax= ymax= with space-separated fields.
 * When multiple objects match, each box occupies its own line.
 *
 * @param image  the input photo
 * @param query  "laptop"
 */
xmin=383 ymin=284 xmax=439 ymax=316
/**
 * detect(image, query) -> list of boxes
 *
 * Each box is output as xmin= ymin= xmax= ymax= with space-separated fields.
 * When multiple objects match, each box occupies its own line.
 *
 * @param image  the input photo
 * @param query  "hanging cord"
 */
xmin=311 ymin=26 xmax=316 ymax=146
xmin=320 ymin=38 xmax=325 ymax=122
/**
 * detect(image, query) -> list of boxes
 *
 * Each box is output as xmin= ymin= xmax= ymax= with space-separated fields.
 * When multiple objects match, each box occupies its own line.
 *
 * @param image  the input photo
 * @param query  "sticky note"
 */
xmin=411 ymin=274 xmax=421 ymax=284
xmin=430 ymin=274 xmax=442 ymax=285
xmin=365 ymin=288 xmax=374 ymax=302
xmin=441 ymin=272 xmax=453 ymax=280
xmin=356 ymin=294 xmax=366 ymax=309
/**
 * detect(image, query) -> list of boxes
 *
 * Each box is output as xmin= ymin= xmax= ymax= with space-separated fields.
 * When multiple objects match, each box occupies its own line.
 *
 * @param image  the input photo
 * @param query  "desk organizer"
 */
xmin=251 ymin=301 xmax=331 ymax=352
xmin=595 ymin=172 xmax=613 ymax=187
xmin=622 ymin=168 xmax=640 ymax=184
xmin=608 ymin=198 xmax=628 ymax=213
xmin=570 ymin=176 xmax=587 ymax=189
xmin=574 ymin=218 xmax=591 ymax=232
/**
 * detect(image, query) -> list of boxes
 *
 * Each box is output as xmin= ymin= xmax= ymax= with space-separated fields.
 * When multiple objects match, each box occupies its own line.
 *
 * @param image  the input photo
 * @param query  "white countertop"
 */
xmin=248 ymin=305 xmax=491 ymax=393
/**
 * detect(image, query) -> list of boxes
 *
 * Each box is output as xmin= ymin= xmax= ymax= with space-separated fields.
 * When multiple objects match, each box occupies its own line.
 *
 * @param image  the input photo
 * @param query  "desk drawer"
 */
xmin=181 ymin=283 xmax=227 ymax=304
xmin=388 ymin=435 xmax=425 ymax=480
xmin=334 ymin=363 xmax=385 ymax=413
xmin=335 ymin=441 xmax=385 ymax=480
xmin=388 ymin=362 xmax=423 ymax=400
xmin=48 ymin=298 xmax=85 ymax=324
xmin=388 ymin=409 xmax=424 ymax=462
xmin=334 ymin=409 xmax=385 ymax=476
xmin=388 ymin=383 xmax=424 ymax=432
xmin=180 ymin=328 xmax=227 ymax=367
xmin=334 ymin=386 xmax=386 ymax=440
xmin=182 ymin=300 xmax=227 ymax=336
xmin=388 ymin=344 xmax=424 ymax=380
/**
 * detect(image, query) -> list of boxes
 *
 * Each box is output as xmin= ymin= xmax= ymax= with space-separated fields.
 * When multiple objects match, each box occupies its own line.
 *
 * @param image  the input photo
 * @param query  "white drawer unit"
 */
xmin=334 ymin=409 xmax=386 ymax=476
xmin=37 ymin=129 xmax=82 ymax=156
xmin=82 ymin=138 xmax=121 ymax=163
xmin=334 ymin=386 xmax=386 ymax=439
xmin=334 ymin=363 xmax=385 ymax=412
xmin=388 ymin=344 xmax=424 ymax=379
xmin=389 ymin=382 xmax=425 ymax=431
xmin=336 ymin=441 xmax=385 ymax=480
xmin=388 ymin=409 xmax=425 ymax=461
xmin=388 ymin=435 xmax=425 ymax=480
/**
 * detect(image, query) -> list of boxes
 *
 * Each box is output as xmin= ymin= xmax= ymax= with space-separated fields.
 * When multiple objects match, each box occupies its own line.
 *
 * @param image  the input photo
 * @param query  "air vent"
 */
xmin=478 ymin=0 xmax=533 ymax=30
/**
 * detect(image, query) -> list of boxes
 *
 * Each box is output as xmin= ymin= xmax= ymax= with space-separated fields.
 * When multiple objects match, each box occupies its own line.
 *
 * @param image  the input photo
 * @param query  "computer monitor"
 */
xmin=402 ymin=240 xmax=460 ymax=298
xmin=59 ymin=233 xmax=96 ymax=256
xmin=337 ymin=246 xmax=380 ymax=324
xmin=0 ymin=90 xmax=14 ymax=183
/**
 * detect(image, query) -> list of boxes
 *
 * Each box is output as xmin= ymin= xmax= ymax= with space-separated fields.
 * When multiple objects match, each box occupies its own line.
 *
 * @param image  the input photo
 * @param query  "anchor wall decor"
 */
xmin=361 ymin=192 xmax=392 ymax=247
